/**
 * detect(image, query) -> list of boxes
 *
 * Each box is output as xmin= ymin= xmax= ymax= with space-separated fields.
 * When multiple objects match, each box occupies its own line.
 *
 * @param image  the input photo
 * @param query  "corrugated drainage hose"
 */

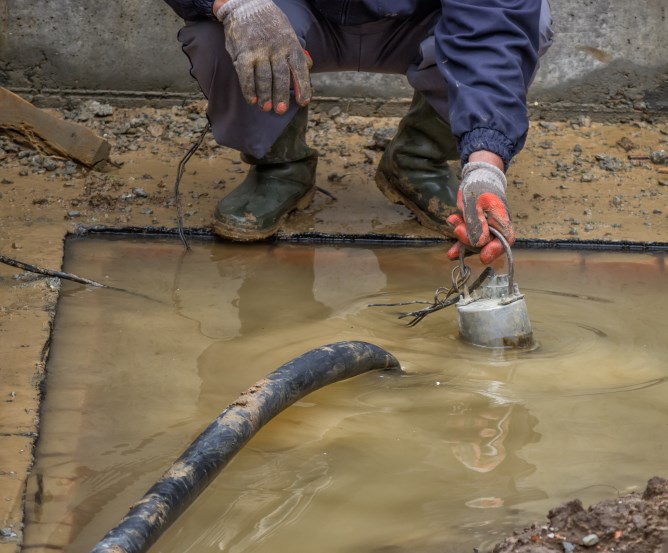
xmin=90 ymin=341 xmax=400 ymax=553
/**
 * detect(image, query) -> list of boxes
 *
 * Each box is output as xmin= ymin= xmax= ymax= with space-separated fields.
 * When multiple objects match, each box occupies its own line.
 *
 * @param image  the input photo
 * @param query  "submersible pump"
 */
xmin=455 ymin=229 xmax=534 ymax=349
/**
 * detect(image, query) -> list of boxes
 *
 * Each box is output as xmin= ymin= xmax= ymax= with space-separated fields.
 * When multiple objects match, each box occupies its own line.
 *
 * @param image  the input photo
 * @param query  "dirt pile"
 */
xmin=490 ymin=477 xmax=668 ymax=553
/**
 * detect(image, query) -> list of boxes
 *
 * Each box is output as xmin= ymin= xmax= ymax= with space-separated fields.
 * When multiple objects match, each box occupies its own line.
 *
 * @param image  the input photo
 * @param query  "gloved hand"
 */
xmin=446 ymin=161 xmax=514 ymax=264
xmin=216 ymin=0 xmax=312 ymax=115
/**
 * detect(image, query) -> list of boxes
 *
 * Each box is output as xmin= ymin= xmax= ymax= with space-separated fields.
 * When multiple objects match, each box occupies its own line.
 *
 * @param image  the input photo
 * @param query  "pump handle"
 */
xmin=489 ymin=228 xmax=514 ymax=295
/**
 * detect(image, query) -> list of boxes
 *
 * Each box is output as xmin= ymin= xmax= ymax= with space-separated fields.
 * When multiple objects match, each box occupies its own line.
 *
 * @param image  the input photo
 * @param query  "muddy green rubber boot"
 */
xmin=214 ymin=108 xmax=317 ymax=241
xmin=375 ymin=92 xmax=460 ymax=237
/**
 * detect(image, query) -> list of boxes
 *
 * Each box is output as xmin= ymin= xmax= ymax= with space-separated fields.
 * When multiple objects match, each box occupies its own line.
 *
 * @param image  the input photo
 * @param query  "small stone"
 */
xmin=616 ymin=136 xmax=637 ymax=152
xmin=580 ymin=172 xmax=594 ymax=182
xmin=658 ymin=180 xmax=668 ymax=186
xmin=584 ymin=222 xmax=595 ymax=232
xmin=1 ymin=178 xmax=13 ymax=184
xmin=632 ymin=513 xmax=647 ymax=529
xmin=371 ymin=127 xmax=396 ymax=150
xmin=562 ymin=542 xmax=575 ymax=553
xmin=650 ymin=150 xmax=666 ymax=164
xmin=2 ymin=141 xmax=18 ymax=153
xmin=596 ymin=154 xmax=623 ymax=172
xmin=148 ymin=124 xmax=165 ymax=138
xmin=612 ymin=195 xmax=623 ymax=208
xmin=132 ymin=187 xmax=148 ymax=198
xmin=569 ymin=227 xmax=578 ymax=235
xmin=0 ymin=527 xmax=17 ymax=539
xmin=42 ymin=157 xmax=59 ymax=171
xmin=66 ymin=210 xmax=81 ymax=219
xmin=539 ymin=121 xmax=557 ymax=130
xmin=577 ymin=115 xmax=592 ymax=128
xmin=327 ymin=106 xmax=342 ymax=118
xmin=582 ymin=534 xmax=599 ymax=547
xmin=90 ymin=101 xmax=114 ymax=117
xmin=63 ymin=161 xmax=78 ymax=175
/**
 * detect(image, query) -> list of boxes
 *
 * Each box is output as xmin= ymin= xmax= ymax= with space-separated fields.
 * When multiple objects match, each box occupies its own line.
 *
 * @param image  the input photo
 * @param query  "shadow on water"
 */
xmin=23 ymin=238 xmax=668 ymax=553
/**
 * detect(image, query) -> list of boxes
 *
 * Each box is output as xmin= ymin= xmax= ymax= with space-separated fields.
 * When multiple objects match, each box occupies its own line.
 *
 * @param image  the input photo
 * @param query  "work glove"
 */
xmin=446 ymin=161 xmax=514 ymax=265
xmin=216 ymin=0 xmax=312 ymax=114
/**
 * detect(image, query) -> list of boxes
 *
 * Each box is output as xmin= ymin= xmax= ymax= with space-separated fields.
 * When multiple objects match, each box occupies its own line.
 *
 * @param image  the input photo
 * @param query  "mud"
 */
xmin=0 ymin=98 xmax=667 ymax=551
xmin=1 ymin=100 xmax=666 ymax=242
xmin=490 ymin=477 xmax=668 ymax=553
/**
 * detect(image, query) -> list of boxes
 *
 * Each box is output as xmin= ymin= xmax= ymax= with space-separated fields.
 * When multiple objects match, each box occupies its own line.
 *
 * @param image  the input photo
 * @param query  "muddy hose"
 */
xmin=90 ymin=341 xmax=400 ymax=553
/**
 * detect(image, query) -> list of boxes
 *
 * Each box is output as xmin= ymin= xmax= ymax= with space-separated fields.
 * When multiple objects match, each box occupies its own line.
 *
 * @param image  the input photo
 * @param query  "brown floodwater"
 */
xmin=23 ymin=237 xmax=668 ymax=553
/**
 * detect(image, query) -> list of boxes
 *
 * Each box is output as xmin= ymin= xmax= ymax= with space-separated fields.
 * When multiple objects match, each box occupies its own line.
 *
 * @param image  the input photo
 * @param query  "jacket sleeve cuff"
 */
xmin=194 ymin=0 xmax=216 ymax=18
xmin=459 ymin=128 xmax=514 ymax=171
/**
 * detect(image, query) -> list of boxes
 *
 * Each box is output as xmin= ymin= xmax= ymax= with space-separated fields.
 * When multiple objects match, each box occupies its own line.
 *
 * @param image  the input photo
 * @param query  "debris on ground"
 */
xmin=0 ymin=87 xmax=110 ymax=167
xmin=0 ymin=97 xmax=665 ymax=242
xmin=489 ymin=476 xmax=668 ymax=553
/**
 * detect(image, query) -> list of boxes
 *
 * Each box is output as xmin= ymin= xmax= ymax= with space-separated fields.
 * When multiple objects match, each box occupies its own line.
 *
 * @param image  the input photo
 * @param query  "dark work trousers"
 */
xmin=177 ymin=0 xmax=553 ymax=159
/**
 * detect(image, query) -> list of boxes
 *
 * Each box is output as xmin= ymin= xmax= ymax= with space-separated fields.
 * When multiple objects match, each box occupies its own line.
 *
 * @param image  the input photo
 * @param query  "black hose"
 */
xmin=90 ymin=341 xmax=400 ymax=553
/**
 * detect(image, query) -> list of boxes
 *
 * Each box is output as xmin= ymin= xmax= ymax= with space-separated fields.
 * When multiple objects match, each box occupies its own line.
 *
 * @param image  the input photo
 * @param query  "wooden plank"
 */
xmin=0 ymin=87 xmax=110 ymax=167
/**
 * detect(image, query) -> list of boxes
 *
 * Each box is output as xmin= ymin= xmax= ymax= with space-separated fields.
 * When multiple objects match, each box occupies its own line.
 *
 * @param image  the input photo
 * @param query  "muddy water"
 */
xmin=24 ymin=238 xmax=667 ymax=553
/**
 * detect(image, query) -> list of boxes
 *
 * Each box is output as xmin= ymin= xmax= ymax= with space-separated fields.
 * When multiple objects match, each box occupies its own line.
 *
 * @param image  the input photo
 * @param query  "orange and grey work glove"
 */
xmin=216 ymin=0 xmax=312 ymax=114
xmin=446 ymin=161 xmax=514 ymax=265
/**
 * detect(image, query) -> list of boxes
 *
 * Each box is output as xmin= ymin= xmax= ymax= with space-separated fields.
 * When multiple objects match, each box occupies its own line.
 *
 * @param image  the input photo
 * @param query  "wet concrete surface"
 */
xmin=0 ymin=99 xmax=667 ymax=550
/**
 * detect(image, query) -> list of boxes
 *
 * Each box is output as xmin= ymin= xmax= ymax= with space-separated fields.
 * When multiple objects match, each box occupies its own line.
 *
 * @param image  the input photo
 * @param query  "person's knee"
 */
xmin=179 ymin=20 xmax=227 ymax=52
xmin=272 ymin=0 xmax=317 ymax=42
xmin=538 ymin=0 xmax=554 ymax=57
xmin=179 ymin=19 xmax=234 ymax=87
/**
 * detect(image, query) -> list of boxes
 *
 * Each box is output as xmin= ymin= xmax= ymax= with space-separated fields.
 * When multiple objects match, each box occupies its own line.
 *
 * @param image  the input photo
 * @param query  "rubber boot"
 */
xmin=213 ymin=107 xmax=317 ymax=241
xmin=375 ymin=92 xmax=460 ymax=237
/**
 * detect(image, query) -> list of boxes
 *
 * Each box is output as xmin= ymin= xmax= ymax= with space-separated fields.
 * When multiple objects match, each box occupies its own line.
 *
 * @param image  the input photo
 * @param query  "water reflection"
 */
xmin=22 ymin=240 xmax=668 ymax=553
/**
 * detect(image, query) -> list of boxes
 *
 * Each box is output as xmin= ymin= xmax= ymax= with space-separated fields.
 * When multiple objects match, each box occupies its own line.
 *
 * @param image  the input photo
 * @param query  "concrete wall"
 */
xmin=0 ymin=0 xmax=666 ymax=115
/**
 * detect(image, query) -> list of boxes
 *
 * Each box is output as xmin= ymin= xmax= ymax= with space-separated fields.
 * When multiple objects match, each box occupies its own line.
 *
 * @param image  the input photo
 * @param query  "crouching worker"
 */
xmin=162 ymin=0 xmax=552 ymax=263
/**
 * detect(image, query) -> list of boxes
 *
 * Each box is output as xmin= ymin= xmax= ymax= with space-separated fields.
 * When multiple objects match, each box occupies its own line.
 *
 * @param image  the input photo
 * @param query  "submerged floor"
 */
xmin=22 ymin=237 xmax=668 ymax=552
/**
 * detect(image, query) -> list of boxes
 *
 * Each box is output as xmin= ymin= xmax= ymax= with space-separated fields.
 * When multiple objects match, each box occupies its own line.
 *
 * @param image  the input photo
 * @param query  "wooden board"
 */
xmin=0 ymin=87 xmax=110 ymax=167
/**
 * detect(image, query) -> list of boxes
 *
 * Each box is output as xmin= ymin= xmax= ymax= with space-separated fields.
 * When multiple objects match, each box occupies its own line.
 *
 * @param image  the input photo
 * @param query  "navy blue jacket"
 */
xmin=163 ymin=0 xmax=542 ymax=168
